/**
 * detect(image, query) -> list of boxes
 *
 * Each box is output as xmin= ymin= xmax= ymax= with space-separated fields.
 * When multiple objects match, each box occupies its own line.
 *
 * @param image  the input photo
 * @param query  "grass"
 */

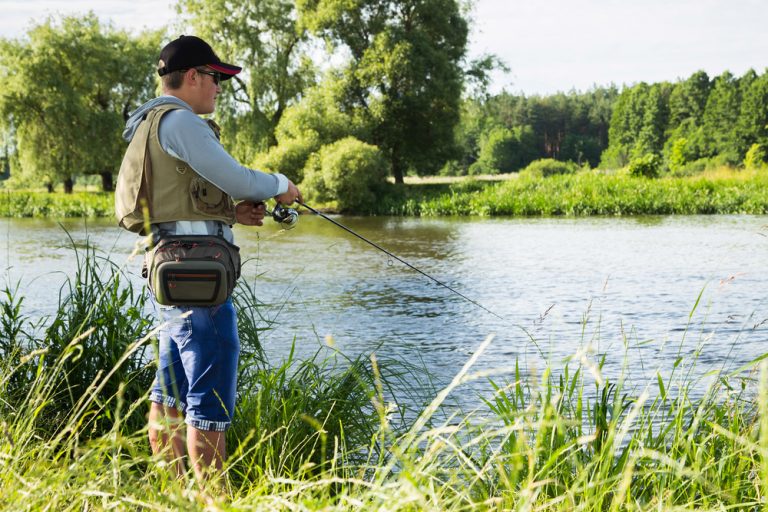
xmin=0 ymin=189 xmax=114 ymax=218
xmin=3 ymin=167 xmax=768 ymax=218
xmin=1 ymin=234 xmax=768 ymax=510
xmin=379 ymin=167 xmax=768 ymax=216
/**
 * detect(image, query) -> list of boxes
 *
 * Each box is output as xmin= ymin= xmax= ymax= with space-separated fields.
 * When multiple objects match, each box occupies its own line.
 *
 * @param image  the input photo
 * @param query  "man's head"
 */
xmin=157 ymin=36 xmax=241 ymax=114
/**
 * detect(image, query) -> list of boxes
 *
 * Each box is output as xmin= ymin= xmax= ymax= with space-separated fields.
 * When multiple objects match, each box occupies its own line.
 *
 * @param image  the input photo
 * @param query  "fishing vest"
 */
xmin=115 ymin=104 xmax=236 ymax=234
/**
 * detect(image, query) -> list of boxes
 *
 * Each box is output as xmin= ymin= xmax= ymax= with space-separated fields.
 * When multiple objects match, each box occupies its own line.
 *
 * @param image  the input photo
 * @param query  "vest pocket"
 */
xmin=190 ymin=177 xmax=231 ymax=216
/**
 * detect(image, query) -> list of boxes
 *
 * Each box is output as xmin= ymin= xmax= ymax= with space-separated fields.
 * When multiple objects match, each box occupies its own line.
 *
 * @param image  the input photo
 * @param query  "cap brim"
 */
xmin=209 ymin=62 xmax=241 ymax=80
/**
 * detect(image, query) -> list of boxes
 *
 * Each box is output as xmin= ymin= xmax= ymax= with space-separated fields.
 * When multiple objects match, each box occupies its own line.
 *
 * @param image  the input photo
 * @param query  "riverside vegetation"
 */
xmin=1 ymin=238 xmax=768 ymax=510
xmin=2 ymin=166 xmax=767 ymax=218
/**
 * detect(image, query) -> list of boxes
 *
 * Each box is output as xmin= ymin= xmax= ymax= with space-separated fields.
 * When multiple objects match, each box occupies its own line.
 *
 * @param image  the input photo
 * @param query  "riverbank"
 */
xmin=1 ymin=245 xmax=766 ymax=510
xmin=378 ymin=167 xmax=768 ymax=216
xmin=1 ymin=168 xmax=767 ymax=217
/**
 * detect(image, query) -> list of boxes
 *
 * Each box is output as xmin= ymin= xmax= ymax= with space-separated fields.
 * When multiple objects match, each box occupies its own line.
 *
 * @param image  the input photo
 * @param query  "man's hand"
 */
xmin=274 ymin=181 xmax=303 ymax=206
xmin=235 ymin=201 xmax=266 ymax=226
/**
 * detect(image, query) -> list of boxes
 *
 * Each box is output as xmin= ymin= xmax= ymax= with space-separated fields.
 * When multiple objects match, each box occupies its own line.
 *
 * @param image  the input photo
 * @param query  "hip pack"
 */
xmin=144 ymin=235 xmax=241 ymax=306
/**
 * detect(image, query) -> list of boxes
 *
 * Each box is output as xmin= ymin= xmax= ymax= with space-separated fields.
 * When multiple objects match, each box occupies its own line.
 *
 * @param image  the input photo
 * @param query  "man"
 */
xmin=116 ymin=35 xmax=301 ymax=485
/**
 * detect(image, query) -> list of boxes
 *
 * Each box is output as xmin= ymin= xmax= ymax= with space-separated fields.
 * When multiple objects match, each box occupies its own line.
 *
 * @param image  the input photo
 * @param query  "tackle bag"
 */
xmin=144 ymin=235 xmax=241 ymax=306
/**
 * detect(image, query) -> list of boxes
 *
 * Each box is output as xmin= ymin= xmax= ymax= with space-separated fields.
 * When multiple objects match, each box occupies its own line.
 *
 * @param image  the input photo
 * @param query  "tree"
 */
xmin=178 ymin=0 xmax=316 ymax=162
xmin=737 ymin=70 xmax=768 ymax=152
xmin=668 ymin=70 xmax=710 ymax=129
xmin=602 ymin=82 xmax=670 ymax=168
xmin=298 ymin=0 xmax=469 ymax=183
xmin=254 ymin=78 xmax=367 ymax=182
xmin=471 ymin=125 xmax=536 ymax=173
xmin=634 ymin=83 xmax=670 ymax=158
xmin=0 ymin=14 xmax=159 ymax=192
xmin=699 ymin=71 xmax=742 ymax=161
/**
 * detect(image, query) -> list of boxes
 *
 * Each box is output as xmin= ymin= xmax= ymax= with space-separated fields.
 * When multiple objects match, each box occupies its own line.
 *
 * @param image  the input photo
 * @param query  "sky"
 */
xmin=1 ymin=0 xmax=766 ymax=96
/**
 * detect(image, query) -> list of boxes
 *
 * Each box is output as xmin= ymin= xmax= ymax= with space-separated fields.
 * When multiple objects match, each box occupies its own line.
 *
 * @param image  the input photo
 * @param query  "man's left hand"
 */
xmin=235 ymin=201 xmax=266 ymax=226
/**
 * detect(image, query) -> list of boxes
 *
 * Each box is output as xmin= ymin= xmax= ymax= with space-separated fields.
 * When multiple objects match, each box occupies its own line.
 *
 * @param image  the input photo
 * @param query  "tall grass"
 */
xmin=0 ymin=190 xmax=114 ymax=218
xmin=1 ymin=240 xmax=767 ymax=510
xmin=3 ymin=168 xmax=768 ymax=218
xmin=382 ymin=167 xmax=768 ymax=216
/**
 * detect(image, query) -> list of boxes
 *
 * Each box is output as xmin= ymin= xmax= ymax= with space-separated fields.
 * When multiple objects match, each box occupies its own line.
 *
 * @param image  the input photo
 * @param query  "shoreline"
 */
xmin=2 ymin=168 xmax=767 ymax=218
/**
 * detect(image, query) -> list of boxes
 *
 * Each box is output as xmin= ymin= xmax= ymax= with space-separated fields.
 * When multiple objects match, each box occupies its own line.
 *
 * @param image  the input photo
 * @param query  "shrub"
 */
xmin=708 ymin=151 xmax=742 ymax=168
xmin=628 ymin=153 xmax=662 ymax=178
xmin=253 ymin=132 xmax=321 ymax=184
xmin=301 ymin=137 xmax=388 ymax=212
xmin=668 ymin=158 xmax=708 ymax=177
xmin=668 ymin=137 xmax=694 ymax=173
xmin=438 ymin=160 xmax=465 ymax=176
xmin=744 ymin=143 xmax=768 ymax=170
xmin=467 ymin=160 xmax=493 ymax=176
xmin=475 ymin=125 xmax=538 ymax=173
xmin=519 ymin=158 xmax=579 ymax=179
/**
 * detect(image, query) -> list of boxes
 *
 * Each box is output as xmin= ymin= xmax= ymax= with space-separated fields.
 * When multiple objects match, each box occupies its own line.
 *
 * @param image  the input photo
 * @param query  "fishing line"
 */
xmin=297 ymin=201 xmax=505 ymax=321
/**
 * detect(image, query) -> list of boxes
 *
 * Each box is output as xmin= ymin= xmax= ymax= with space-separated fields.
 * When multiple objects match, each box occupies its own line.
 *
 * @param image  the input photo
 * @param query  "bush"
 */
xmin=628 ymin=153 xmax=662 ymax=178
xmin=301 ymin=137 xmax=388 ymax=212
xmin=253 ymin=133 xmax=321 ymax=184
xmin=475 ymin=125 xmax=538 ymax=173
xmin=438 ymin=160 xmax=466 ymax=176
xmin=467 ymin=160 xmax=493 ymax=176
xmin=709 ymin=151 xmax=742 ymax=168
xmin=744 ymin=143 xmax=768 ymax=170
xmin=668 ymin=137 xmax=694 ymax=173
xmin=519 ymin=158 xmax=579 ymax=179
xmin=668 ymin=158 xmax=708 ymax=177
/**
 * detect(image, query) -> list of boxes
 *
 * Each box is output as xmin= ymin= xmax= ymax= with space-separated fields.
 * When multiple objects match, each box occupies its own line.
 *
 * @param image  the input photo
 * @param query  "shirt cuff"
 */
xmin=274 ymin=173 xmax=289 ymax=195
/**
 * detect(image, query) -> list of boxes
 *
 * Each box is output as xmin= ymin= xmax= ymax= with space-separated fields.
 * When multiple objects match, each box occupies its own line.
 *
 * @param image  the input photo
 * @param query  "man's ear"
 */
xmin=184 ymin=68 xmax=197 ymax=86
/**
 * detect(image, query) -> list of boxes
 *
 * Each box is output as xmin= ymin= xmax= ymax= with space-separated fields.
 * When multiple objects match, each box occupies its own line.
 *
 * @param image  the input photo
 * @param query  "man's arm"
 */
xmin=158 ymin=109 xmax=291 ymax=202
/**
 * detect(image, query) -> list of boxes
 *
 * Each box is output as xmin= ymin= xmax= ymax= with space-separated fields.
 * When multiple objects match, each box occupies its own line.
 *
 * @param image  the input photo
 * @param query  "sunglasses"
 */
xmin=195 ymin=68 xmax=222 ymax=85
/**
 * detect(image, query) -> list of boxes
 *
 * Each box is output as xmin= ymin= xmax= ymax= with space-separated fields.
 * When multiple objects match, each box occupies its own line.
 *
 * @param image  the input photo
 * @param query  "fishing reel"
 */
xmin=270 ymin=203 xmax=299 ymax=229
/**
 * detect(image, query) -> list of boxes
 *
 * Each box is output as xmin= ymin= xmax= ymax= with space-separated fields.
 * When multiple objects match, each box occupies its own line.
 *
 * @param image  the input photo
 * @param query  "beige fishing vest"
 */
xmin=115 ymin=104 xmax=236 ymax=234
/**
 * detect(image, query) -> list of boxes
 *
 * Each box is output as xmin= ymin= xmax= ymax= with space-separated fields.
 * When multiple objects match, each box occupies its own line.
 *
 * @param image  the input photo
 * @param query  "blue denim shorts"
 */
xmin=149 ymin=299 xmax=239 ymax=432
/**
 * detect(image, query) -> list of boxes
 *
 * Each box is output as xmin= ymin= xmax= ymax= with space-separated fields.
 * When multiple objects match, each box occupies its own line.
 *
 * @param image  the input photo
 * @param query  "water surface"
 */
xmin=2 ymin=215 xmax=766 ymax=409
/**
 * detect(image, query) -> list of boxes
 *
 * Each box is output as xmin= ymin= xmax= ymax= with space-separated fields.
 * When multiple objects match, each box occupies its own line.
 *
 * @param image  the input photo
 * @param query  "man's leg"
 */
xmin=148 ymin=402 xmax=187 ymax=476
xmin=187 ymin=426 xmax=226 ymax=484
xmin=180 ymin=300 xmax=238 ymax=487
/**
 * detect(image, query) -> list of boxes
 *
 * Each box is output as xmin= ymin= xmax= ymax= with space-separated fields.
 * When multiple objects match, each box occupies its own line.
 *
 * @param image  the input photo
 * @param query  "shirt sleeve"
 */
xmin=157 ymin=109 xmax=289 ymax=201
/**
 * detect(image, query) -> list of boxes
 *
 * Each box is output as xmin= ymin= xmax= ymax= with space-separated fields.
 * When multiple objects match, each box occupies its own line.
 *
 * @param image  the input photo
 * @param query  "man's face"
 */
xmin=190 ymin=67 xmax=221 ymax=115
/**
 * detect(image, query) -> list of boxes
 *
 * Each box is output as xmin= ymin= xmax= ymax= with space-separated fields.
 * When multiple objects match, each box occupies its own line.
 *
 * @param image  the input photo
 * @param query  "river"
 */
xmin=1 ymin=215 xmax=766 ymax=410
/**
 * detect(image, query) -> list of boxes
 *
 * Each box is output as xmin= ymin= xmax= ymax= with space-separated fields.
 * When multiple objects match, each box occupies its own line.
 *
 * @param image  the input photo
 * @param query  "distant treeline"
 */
xmin=448 ymin=68 xmax=768 ymax=176
xmin=1 ymin=5 xmax=766 ymax=204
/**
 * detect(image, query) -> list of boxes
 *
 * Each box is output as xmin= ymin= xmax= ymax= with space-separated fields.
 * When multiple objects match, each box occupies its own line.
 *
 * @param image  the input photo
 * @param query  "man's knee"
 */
xmin=148 ymin=403 xmax=183 ymax=435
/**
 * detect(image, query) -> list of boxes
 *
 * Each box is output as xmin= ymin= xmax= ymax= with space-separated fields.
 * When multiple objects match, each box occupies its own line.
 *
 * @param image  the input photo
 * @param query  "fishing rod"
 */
xmin=287 ymin=201 xmax=505 ymax=321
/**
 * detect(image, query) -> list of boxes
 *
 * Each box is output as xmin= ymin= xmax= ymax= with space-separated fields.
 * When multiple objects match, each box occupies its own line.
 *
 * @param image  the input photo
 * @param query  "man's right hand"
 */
xmin=274 ymin=180 xmax=302 ymax=205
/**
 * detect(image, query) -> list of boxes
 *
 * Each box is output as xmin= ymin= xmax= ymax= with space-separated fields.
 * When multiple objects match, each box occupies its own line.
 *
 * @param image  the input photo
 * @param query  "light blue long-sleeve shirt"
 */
xmin=123 ymin=96 xmax=288 ymax=240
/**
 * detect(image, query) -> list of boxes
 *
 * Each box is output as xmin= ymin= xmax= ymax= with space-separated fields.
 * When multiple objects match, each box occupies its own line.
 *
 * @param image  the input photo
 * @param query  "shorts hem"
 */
xmin=149 ymin=392 xmax=187 ymax=413
xmin=186 ymin=417 xmax=230 ymax=432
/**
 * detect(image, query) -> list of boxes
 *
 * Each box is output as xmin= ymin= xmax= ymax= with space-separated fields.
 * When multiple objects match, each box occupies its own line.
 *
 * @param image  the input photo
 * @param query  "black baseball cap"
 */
xmin=157 ymin=35 xmax=241 ymax=80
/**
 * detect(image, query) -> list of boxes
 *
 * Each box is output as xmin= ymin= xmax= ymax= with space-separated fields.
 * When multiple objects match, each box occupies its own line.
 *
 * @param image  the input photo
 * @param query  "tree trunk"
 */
xmin=100 ymin=171 xmax=114 ymax=192
xmin=64 ymin=177 xmax=74 ymax=194
xmin=392 ymin=153 xmax=405 ymax=185
xmin=46 ymin=183 xmax=54 ymax=193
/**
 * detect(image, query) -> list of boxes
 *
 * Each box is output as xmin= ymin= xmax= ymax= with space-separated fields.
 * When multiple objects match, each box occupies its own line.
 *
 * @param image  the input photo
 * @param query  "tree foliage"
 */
xmin=2 ymin=6 xmax=767 ymax=198
xmin=600 ymin=82 xmax=671 ymax=168
xmin=297 ymin=0 xmax=469 ymax=183
xmin=470 ymin=125 xmax=536 ymax=174
xmin=0 ymin=14 xmax=160 ymax=191
xmin=452 ymin=87 xmax=617 ymax=174
xmin=178 ymin=0 xmax=316 ymax=162
xmin=254 ymin=79 xmax=367 ymax=182
xmin=301 ymin=136 xmax=388 ymax=211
